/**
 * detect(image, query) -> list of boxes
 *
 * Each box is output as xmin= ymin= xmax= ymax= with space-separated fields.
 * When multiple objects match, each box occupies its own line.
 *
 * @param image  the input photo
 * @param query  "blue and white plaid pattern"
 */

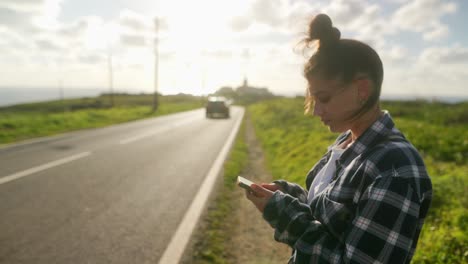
xmin=265 ymin=111 xmax=432 ymax=264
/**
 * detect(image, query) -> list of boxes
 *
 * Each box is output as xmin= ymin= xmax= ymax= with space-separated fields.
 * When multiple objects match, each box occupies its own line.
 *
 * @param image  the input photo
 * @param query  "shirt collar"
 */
xmin=337 ymin=110 xmax=395 ymax=167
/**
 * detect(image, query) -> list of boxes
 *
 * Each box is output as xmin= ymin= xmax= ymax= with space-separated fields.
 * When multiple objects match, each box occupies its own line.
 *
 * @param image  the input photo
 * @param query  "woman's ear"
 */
xmin=356 ymin=78 xmax=371 ymax=102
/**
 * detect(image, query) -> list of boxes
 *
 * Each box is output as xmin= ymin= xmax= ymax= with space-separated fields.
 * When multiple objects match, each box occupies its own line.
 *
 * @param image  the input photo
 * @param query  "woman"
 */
xmin=246 ymin=14 xmax=432 ymax=264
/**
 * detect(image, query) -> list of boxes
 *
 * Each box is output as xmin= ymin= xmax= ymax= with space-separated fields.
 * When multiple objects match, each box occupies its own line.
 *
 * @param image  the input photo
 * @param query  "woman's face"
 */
xmin=308 ymin=76 xmax=361 ymax=133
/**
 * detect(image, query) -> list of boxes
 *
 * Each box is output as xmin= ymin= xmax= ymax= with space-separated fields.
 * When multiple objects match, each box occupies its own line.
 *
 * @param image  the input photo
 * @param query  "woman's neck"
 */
xmin=349 ymin=106 xmax=382 ymax=142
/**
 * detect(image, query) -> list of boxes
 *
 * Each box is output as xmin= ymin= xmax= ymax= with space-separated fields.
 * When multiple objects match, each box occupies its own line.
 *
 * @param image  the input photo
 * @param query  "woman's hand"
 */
xmin=260 ymin=183 xmax=283 ymax=192
xmin=246 ymin=184 xmax=276 ymax=213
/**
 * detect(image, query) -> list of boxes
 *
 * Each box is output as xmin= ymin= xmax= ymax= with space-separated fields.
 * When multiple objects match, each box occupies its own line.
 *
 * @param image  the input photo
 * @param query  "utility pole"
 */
xmin=202 ymin=67 xmax=206 ymax=93
xmin=242 ymin=48 xmax=250 ymax=84
xmin=59 ymin=79 xmax=66 ymax=113
xmin=107 ymin=44 xmax=114 ymax=107
xmin=152 ymin=16 xmax=159 ymax=112
xmin=59 ymin=79 xmax=64 ymax=101
xmin=201 ymin=49 xmax=208 ymax=94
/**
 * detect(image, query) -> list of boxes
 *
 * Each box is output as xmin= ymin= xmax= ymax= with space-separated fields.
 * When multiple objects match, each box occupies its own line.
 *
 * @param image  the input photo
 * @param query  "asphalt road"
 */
xmin=0 ymin=107 xmax=244 ymax=264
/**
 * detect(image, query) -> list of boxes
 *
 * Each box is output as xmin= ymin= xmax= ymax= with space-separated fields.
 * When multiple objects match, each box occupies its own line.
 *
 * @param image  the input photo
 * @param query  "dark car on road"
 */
xmin=205 ymin=96 xmax=230 ymax=118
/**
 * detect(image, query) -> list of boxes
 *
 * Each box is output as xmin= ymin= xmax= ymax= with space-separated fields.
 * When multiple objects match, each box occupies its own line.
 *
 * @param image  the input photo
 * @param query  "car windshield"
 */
xmin=209 ymin=101 xmax=225 ymax=106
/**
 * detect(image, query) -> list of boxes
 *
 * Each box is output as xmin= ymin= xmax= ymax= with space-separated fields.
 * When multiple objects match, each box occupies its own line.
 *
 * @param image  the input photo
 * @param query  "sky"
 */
xmin=1 ymin=0 xmax=467 ymax=101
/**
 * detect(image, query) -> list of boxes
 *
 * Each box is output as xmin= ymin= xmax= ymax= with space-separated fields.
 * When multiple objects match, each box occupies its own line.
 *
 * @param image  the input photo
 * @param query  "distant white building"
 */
xmin=236 ymin=78 xmax=273 ymax=97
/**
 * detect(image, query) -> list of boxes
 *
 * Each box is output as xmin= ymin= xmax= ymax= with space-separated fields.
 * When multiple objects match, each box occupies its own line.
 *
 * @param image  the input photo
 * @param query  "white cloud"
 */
xmin=324 ymin=0 xmax=368 ymax=26
xmin=119 ymin=10 xmax=151 ymax=31
xmin=0 ymin=27 xmax=34 ymax=52
xmin=119 ymin=34 xmax=147 ymax=47
xmin=381 ymin=45 xmax=409 ymax=64
xmin=32 ymin=0 xmax=62 ymax=29
xmin=0 ymin=6 xmax=39 ymax=33
xmin=250 ymin=0 xmax=285 ymax=27
xmin=419 ymin=45 xmax=468 ymax=65
xmin=57 ymin=19 xmax=87 ymax=38
xmin=0 ymin=0 xmax=47 ymax=12
xmin=422 ymin=22 xmax=449 ymax=40
xmin=229 ymin=16 xmax=252 ymax=32
xmin=35 ymin=38 xmax=62 ymax=51
xmin=201 ymin=49 xmax=233 ymax=59
xmin=118 ymin=9 xmax=168 ymax=33
xmin=0 ymin=0 xmax=63 ymax=31
xmin=321 ymin=1 xmax=401 ymax=49
xmin=392 ymin=0 xmax=457 ymax=41
xmin=0 ymin=0 xmax=466 ymax=98
xmin=77 ymin=53 xmax=104 ymax=65
xmin=382 ymin=43 xmax=468 ymax=97
xmin=286 ymin=1 xmax=318 ymax=32
xmin=229 ymin=0 xmax=304 ymax=33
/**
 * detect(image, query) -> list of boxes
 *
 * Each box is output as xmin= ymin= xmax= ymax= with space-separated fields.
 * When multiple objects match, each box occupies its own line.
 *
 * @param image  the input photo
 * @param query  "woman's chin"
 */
xmin=327 ymin=124 xmax=346 ymax=133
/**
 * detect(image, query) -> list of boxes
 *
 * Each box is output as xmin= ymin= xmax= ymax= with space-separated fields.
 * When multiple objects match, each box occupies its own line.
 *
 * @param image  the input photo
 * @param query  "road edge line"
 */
xmin=0 ymin=151 xmax=92 ymax=185
xmin=157 ymin=107 xmax=245 ymax=264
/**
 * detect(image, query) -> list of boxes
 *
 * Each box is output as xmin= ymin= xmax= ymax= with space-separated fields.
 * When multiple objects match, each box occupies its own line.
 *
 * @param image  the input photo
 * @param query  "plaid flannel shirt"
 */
xmin=263 ymin=111 xmax=432 ymax=264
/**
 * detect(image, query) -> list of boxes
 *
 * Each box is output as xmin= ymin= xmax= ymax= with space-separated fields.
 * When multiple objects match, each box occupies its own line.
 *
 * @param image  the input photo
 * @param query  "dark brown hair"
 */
xmin=303 ymin=14 xmax=384 ymax=116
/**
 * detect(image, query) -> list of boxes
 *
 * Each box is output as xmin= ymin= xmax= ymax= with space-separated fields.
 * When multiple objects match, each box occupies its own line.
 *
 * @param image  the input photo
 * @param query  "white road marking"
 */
xmin=0 ymin=152 xmax=92 ymax=185
xmin=119 ymin=118 xmax=199 ymax=145
xmin=157 ymin=108 xmax=245 ymax=264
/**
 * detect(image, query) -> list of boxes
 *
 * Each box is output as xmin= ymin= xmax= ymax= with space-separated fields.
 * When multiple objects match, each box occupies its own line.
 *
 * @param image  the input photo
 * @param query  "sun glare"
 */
xmin=31 ymin=0 xmax=62 ymax=29
xmin=80 ymin=0 xmax=253 ymax=95
xmin=84 ymin=19 xmax=120 ymax=50
xmin=145 ymin=0 xmax=251 ymax=94
xmin=150 ymin=0 xmax=249 ymax=52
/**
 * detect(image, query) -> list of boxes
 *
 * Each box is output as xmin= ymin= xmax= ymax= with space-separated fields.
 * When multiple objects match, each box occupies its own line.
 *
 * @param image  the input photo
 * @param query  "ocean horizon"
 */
xmin=0 ymin=87 xmax=104 ymax=107
xmin=0 ymin=87 xmax=467 ymax=107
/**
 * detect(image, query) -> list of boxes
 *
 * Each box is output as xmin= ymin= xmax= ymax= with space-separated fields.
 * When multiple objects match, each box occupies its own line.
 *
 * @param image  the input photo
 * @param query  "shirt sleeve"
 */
xmin=263 ymin=173 xmax=421 ymax=264
xmin=273 ymin=179 xmax=308 ymax=203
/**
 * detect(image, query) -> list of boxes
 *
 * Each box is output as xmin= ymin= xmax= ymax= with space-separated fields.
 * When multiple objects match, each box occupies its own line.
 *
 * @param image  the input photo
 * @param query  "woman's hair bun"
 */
xmin=307 ymin=14 xmax=340 ymax=47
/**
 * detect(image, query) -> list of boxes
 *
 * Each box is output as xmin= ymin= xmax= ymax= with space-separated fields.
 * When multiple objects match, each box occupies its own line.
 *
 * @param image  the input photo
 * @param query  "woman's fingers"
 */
xmin=245 ymin=188 xmax=255 ymax=198
xmin=245 ymin=184 xmax=276 ymax=213
xmin=246 ymin=192 xmax=266 ymax=212
xmin=251 ymin=184 xmax=268 ymax=197
xmin=261 ymin=183 xmax=281 ymax=192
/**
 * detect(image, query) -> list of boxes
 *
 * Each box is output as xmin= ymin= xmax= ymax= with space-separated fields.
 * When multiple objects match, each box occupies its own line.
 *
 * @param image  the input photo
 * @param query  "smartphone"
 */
xmin=237 ymin=176 xmax=255 ymax=192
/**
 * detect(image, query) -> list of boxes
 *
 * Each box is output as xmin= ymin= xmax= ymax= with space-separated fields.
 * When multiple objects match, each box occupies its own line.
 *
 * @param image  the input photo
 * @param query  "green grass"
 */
xmin=0 ymin=94 xmax=205 ymax=145
xmin=248 ymin=98 xmax=467 ymax=264
xmin=191 ymin=119 xmax=248 ymax=263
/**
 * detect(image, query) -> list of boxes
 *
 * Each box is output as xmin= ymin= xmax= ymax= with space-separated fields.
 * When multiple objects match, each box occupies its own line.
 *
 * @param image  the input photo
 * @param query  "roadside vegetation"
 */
xmin=190 ymin=98 xmax=466 ymax=263
xmin=0 ymin=93 xmax=205 ymax=145
xmin=249 ymin=98 xmax=467 ymax=264
xmin=190 ymin=120 xmax=249 ymax=263
xmin=2 ymin=92 xmax=466 ymax=263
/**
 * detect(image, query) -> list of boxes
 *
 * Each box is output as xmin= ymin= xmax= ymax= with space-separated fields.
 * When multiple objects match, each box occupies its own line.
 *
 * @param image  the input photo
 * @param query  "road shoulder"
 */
xmin=182 ymin=111 xmax=290 ymax=263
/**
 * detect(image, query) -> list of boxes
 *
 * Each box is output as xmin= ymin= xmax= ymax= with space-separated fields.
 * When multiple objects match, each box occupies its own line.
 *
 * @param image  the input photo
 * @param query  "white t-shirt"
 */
xmin=307 ymin=146 xmax=345 ymax=204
